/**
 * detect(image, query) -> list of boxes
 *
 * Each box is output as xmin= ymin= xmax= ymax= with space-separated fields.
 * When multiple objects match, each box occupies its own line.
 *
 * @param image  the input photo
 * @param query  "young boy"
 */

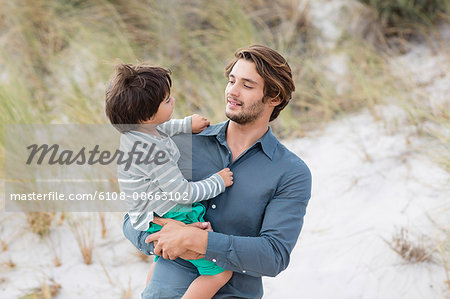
xmin=105 ymin=64 xmax=233 ymax=299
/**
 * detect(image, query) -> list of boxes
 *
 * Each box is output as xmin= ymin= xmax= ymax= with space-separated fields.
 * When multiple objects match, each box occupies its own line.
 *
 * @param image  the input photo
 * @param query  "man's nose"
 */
xmin=227 ymin=84 xmax=239 ymax=97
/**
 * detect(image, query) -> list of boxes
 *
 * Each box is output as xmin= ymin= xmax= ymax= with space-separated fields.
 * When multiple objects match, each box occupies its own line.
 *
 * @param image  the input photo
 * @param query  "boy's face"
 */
xmin=225 ymin=59 xmax=272 ymax=124
xmin=149 ymin=94 xmax=175 ymax=124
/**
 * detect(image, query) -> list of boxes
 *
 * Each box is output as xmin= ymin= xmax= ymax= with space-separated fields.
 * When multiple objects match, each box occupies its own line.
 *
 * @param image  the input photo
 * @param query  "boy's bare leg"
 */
xmin=182 ymin=270 xmax=232 ymax=299
xmin=146 ymin=262 xmax=156 ymax=286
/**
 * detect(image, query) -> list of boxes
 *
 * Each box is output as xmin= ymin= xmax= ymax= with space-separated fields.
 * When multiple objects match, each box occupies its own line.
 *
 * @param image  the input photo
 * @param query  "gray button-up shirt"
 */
xmin=123 ymin=120 xmax=312 ymax=298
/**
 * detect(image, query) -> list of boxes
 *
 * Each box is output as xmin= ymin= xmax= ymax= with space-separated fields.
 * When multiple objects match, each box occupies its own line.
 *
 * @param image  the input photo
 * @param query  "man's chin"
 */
xmin=225 ymin=111 xmax=239 ymax=122
xmin=226 ymin=112 xmax=251 ymax=125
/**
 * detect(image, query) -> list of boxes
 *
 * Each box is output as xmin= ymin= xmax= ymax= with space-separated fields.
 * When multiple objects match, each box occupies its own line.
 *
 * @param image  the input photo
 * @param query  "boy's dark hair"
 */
xmin=225 ymin=45 xmax=295 ymax=122
xmin=105 ymin=64 xmax=172 ymax=133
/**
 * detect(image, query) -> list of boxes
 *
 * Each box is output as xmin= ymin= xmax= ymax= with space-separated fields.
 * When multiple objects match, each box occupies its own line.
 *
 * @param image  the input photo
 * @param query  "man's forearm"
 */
xmin=203 ymin=192 xmax=310 ymax=277
xmin=204 ymin=231 xmax=290 ymax=277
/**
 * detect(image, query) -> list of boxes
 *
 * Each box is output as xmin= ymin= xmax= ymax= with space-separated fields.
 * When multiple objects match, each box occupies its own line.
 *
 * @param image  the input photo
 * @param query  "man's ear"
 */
xmin=269 ymin=97 xmax=282 ymax=107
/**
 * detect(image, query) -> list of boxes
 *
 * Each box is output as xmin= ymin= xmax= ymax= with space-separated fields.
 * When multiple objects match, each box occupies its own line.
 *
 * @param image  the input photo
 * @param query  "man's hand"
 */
xmin=150 ymin=240 xmax=203 ymax=260
xmin=145 ymin=217 xmax=209 ymax=260
xmin=191 ymin=114 xmax=210 ymax=133
xmin=187 ymin=221 xmax=214 ymax=232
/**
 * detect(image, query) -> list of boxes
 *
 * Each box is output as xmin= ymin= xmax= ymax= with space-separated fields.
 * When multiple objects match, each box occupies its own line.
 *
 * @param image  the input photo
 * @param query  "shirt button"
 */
xmin=211 ymin=204 xmax=216 ymax=209
xmin=242 ymin=270 xmax=246 ymax=273
xmin=212 ymin=258 xmax=217 ymax=263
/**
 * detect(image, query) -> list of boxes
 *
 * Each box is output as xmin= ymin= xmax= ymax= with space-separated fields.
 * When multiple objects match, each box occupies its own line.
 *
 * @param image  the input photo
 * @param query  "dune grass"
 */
xmin=19 ymin=279 xmax=61 ymax=299
xmin=0 ymin=0 xmax=319 ymax=135
xmin=0 ymin=0 xmax=431 ymax=141
xmin=357 ymin=0 xmax=450 ymax=35
xmin=67 ymin=214 xmax=95 ymax=265
xmin=0 ymin=0 xmax=447 ymax=135
xmin=386 ymin=227 xmax=435 ymax=263
xmin=358 ymin=0 xmax=449 ymax=27
xmin=25 ymin=212 xmax=55 ymax=237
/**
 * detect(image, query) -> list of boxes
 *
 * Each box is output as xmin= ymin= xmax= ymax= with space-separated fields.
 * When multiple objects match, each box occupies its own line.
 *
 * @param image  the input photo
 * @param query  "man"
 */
xmin=123 ymin=45 xmax=312 ymax=298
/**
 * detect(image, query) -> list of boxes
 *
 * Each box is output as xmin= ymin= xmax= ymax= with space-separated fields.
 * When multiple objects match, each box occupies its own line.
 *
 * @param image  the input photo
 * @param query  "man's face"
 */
xmin=225 ymin=59 xmax=268 ymax=124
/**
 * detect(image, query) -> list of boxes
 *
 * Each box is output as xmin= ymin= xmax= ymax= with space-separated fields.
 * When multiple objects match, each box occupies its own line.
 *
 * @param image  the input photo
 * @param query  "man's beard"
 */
xmin=225 ymin=99 xmax=265 ymax=125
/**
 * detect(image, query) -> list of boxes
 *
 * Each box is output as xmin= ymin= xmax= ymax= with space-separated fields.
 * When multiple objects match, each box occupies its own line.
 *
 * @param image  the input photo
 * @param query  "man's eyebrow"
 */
xmin=229 ymin=74 xmax=258 ymax=85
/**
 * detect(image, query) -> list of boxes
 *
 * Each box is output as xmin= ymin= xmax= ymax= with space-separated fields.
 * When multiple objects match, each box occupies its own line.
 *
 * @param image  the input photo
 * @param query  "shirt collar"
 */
xmin=197 ymin=120 xmax=228 ymax=138
xmin=198 ymin=120 xmax=278 ymax=160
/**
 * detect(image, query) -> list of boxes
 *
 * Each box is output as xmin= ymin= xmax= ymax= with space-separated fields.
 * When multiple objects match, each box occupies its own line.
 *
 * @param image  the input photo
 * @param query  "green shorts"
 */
xmin=147 ymin=203 xmax=225 ymax=276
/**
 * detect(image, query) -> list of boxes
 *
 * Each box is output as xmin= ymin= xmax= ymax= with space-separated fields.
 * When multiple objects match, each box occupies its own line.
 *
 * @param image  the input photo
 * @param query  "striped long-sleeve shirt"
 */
xmin=118 ymin=117 xmax=225 ymax=231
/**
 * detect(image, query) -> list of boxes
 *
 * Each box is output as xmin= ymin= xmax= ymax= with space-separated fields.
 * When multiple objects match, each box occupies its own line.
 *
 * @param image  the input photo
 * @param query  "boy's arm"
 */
xmin=119 ymin=133 xmax=228 ymax=231
xmin=120 ymin=156 xmax=225 ymax=231
xmin=151 ymin=157 xmax=226 ymax=204
xmin=156 ymin=116 xmax=192 ymax=137
xmin=119 ymin=133 xmax=226 ymax=206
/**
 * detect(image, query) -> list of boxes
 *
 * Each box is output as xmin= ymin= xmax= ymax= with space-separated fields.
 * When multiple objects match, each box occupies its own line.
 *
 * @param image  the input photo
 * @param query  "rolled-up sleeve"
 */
xmin=204 ymin=163 xmax=311 ymax=277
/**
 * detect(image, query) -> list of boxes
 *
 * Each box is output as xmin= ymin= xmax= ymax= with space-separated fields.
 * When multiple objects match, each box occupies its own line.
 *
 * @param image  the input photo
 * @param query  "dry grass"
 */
xmin=57 ymin=212 xmax=66 ymax=226
xmin=45 ymin=235 xmax=62 ymax=267
xmin=98 ymin=255 xmax=114 ymax=285
xmin=438 ymin=237 xmax=450 ymax=293
xmin=428 ymin=209 xmax=450 ymax=293
xmin=386 ymin=227 xmax=436 ymax=263
xmin=25 ymin=212 xmax=55 ymax=237
xmin=1 ymin=239 xmax=7 ymax=251
xmin=0 ymin=0 xmax=318 ymax=143
xmin=98 ymin=255 xmax=134 ymax=298
xmin=121 ymin=280 xmax=133 ymax=299
xmin=53 ymin=256 xmax=61 ymax=268
xmin=19 ymin=280 xmax=61 ymax=299
xmin=1 ymin=0 xmax=444 ymax=150
xmin=2 ymin=258 xmax=16 ymax=269
xmin=388 ymin=41 xmax=450 ymax=172
xmin=67 ymin=215 xmax=95 ymax=265
xmin=353 ymin=0 xmax=450 ymax=52
xmin=98 ymin=212 xmax=107 ymax=239
xmin=0 ymin=0 xmax=446 ymax=145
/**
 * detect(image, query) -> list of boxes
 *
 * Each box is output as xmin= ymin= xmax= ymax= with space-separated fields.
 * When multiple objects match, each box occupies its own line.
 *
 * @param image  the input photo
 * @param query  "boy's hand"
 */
xmin=191 ymin=114 xmax=210 ymax=133
xmin=217 ymin=167 xmax=233 ymax=187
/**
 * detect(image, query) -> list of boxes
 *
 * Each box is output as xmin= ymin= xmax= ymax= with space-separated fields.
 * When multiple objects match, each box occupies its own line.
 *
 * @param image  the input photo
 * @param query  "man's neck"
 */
xmin=226 ymin=118 xmax=269 ymax=161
